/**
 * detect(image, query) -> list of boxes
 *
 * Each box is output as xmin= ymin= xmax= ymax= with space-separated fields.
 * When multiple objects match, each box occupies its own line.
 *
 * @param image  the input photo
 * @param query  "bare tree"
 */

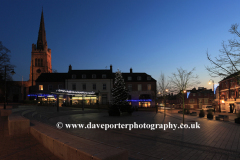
xmin=0 ymin=41 xmax=14 ymax=81
xmin=169 ymin=67 xmax=200 ymax=124
xmin=158 ymin=72 xmax=170 ymax=116
xmin=206 ymin=24 xmax=240 ymax=80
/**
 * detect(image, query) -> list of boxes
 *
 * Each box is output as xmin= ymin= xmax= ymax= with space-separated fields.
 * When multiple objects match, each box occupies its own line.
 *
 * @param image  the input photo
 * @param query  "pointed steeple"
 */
xmin=37 ymin=8 xmax=47 ymax=50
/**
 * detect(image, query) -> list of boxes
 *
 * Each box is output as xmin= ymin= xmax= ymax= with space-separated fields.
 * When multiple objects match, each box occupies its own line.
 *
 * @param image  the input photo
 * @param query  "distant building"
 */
xmin=157 ymin=87 xmax=214 ymax=109
xmin=184 ymin=87 xmax=214 ymax=109
xmin=34 ymin=65 xmax=156 ymax=107
xmin=123 ymin=68 xmax=156 ymax=107
xmin=219 ymin=73 xmax=240 ymax=113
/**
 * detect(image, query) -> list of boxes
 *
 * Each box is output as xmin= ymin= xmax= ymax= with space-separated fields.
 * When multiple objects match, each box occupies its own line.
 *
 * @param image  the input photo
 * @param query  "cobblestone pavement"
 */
xmin=15 ymin=106 xmax=240 ymax=160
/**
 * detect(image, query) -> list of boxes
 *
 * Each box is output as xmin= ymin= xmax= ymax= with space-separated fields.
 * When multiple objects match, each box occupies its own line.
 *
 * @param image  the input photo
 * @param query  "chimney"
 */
xmin=110 ymin=64 xmax=112 ymax=72
xmin=130 ymin=68 xmax=132 ymax=73
xmin=69 ymin=65 xmax=72 ymax=72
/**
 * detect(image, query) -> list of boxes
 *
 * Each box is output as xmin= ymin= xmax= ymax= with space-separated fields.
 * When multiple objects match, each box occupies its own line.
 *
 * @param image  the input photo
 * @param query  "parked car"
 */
xmin=203 ymin=106 xmax=214 ymax=110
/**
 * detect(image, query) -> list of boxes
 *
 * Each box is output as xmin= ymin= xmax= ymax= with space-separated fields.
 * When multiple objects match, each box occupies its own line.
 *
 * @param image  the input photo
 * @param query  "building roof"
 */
xmin=219 ymin=71 xmax=240 ymax=82
xmin=68 ymin=70 xmax=112 ymax=79
xmin=121 ymin=73 xmax=156 ymax=82
xmin=37 ymin=9 xmax=47 ymax=50
xmin=36 ymin=73 xmax=67 ymax=82
xmin=36 ymin=70 xmax=156 ymax=82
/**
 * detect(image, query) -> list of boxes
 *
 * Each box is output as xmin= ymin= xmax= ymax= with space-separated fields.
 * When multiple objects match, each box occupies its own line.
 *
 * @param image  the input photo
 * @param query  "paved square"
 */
xmin=16 ymin=106 xmax=240 ymax=159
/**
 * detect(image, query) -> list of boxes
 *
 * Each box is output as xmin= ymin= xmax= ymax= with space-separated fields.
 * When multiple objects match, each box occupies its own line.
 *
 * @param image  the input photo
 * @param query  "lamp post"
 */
xmin=164 ymin=89 xmax=169 ymax=117
xmin=208 ymin=80 xmax=214 ymax=94
xmin=4 ymin=66 xmax=15 ymax=109
xmin=209 ymin=79 xmax=219 ymax=112
xmin=181 ymin=90 xmax=186 ymax=124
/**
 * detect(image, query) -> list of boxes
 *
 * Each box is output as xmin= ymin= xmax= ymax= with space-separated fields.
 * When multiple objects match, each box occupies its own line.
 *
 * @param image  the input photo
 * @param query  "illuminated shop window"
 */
xmin=39 ymin=85 xmax=43 ymax=90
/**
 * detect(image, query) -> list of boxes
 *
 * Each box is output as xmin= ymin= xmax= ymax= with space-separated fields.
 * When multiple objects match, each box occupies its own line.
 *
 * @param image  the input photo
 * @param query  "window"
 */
xmin=189 ymin=99 xmax=195 ymax=103
xmin=58 ymin=84 xmax=63 ymax=89
xmin=138 ymin=84 xmax=142 ymax=91
xmin=204 ymin=99 xmax=208 ymax=103
xmin=231 ymin=90 xmax=235 ymax=98
xmin=137 ymin=76 xmax=141 ymax=80
xmin=38 ymin=59 xmax=40 ymax=67
xmin=147 ymin=84 xmax=151 ymax=91
xmin=41 ymin=59 xmax=43 ymax=67
xmin=238 ymin=89 xmax=240 ymax=98
xmin=128 ymin=76 xmax=132 ymax=80
xmin=39 ymin=85 xmax=43 ymax=90
xmin=72 ymin=84 xmax=76 ymax=90
xmin=103 ymin=84 xmax=106 ymax=90
xmin=92 ymin=74 xmax=96 ymax=78
xmin=102 ymin=74 xmax=106 ymax=78
xmin=82 ymin=84 xmax=86 ymax=90
xmin=147 ymin=76 xmax=151 ymax=80
xmin=35 ymin=58 xmax=38 ymax=66
xmin=82 ymin=74 xmax=86 ymax=79
xmin=93 ymin=84 xmax=96 ymax=90
xmin=128 ymin=84 xmax=132 ymax=92
xmin=72 ymin=74 xmax=76 ymax=79
xmin=48 ymin=85 xmax=53 ymax=90
xmin=198 ymin=93 xmax=201 ymax=96
xmin=193 ymin=93 xmax=196 ymax=96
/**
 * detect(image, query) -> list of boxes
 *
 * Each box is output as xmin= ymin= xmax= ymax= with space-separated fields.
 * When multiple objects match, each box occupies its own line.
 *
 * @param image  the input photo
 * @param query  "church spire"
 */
xmin=37 ymin=8 xmax=47 ymax=50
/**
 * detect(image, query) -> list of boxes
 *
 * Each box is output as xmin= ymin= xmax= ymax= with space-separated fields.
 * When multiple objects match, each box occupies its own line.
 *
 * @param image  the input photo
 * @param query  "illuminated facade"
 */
xmin=122 ymin=68 xmax=157 ymax=107
xmin=219 ymin=74 xmax=240 ymax=113
xmin=29 ymin=9 xmax=52 ymax=86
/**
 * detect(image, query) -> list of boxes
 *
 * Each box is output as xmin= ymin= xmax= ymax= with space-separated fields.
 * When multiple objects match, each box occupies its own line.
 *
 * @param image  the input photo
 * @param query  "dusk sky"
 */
xmin=1 ymin=0 xmax=240 ymax=90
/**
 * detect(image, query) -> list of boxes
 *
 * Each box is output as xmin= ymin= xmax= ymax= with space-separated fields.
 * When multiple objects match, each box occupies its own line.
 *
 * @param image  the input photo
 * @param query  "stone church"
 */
xmin=8 ymin=9 xmax=52 ymax=102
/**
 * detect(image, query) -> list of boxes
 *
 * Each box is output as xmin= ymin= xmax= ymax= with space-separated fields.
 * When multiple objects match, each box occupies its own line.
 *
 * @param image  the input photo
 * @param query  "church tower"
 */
xmin=29 ymin=9 xmax=52 ymax=86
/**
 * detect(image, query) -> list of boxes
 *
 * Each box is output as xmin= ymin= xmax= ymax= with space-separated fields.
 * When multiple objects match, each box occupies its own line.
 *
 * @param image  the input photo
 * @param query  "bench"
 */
xmin=215 ymin=115 xmax=229 ymax=121
xmin=190 ymin=112 xmax=197 ymax=116
xmin=8 ymin=115 xmax=30 ymax=135
xmin=30 ymin=120 xmax=128 ymax=160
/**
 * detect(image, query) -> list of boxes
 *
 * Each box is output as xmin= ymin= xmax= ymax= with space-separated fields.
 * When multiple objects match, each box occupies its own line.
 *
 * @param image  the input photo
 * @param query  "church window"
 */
xmin=35 ymin=58 xmax=38 ymax=66
xmin=39 ymin=85 xmax=43 ymax=90
xmin=41 ymin=59 xmax=43 ymax=67
xmin=38 ymin=59 xmax=40 ymax=67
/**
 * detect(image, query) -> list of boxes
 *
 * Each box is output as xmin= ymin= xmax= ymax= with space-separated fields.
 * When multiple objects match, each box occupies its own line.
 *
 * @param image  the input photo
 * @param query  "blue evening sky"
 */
xmin=1 ymin=0 xmax=240 ymax=90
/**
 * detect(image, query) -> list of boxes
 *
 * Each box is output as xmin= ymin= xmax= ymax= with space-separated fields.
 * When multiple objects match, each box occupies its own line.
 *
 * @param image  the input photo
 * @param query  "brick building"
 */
xmin=218 ymin=73 xmax=240 ymax=113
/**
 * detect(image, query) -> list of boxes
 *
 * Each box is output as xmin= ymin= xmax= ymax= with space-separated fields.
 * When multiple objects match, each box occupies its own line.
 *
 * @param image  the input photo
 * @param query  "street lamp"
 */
xmin=4 ymin=66 xmax=15 ymax=109
xmin=164 ymin=89 xmax=169 ymax=116
xmin=208 ymin=80 xmax=214 ymax=92
xmin=209 ymin=79 xmax=220 ymax=112
xmin=181 ymin=90 xmax=186 ymax=124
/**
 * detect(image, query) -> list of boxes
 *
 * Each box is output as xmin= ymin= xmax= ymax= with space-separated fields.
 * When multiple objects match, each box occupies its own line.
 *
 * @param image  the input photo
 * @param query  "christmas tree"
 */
xmin=111 ymin=69 xmax=129 ymax=106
